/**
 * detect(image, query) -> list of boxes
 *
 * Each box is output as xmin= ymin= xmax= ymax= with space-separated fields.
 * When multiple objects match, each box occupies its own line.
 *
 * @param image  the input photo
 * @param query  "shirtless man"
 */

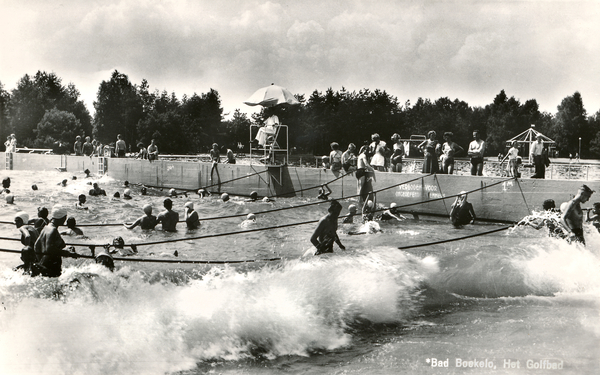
xmin=115 ymin=134 xmax=127 ymax=158
xmin=14 ymin=212 xmax=39 ymax=274
xmin=560 ymin=185 xmax=594 ymax=244
xmin=124 ymin=204 xmax=158 ymax=230
xmin=156 ymin=198 xmax=179 ymax=232
xmin=310 ymin=200 xmax=346 ymax=255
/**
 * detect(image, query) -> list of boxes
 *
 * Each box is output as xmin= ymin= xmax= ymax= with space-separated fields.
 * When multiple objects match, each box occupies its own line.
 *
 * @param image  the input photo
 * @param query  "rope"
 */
xmin=515 ymin=177 xmax=532 ymax=215
xmin=268 ymin=170 xmax=355 ymax=198
xmin=0 ymin=247 xmax=281 ymax=264
xmin=397 ymin=226 xmax=512 ymax=250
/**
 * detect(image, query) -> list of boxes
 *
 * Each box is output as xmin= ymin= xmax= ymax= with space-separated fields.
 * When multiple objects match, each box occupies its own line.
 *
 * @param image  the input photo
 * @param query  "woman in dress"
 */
xmin=369 ymin=133 xmax=387 ymax=171
xmin=418 ymin=131 xmax=440 ymax=173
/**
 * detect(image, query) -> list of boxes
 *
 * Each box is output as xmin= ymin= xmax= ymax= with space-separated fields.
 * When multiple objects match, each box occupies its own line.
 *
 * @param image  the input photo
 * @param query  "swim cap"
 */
xmin=5 ymin=194 xmax=14 ymax=204
xmin=51 ymin=204 xmax=68 ymax=219
xmin=169 ymin=188 xmax=176 ymax=196
xmin=366 ymin=200 xmax=373 ymax=208
xmin=221 ymin=193 xmax=229 ymax=202
xmin=247 ymin=213 xmax=256 ymax=220
xmin=124 ymin=189 xmax=131 ymax=196
xmin=250 ymin=191 xmax=258 ymax=199
xmin=184 ymin=201 xmax=194 ymax=209
xmin=143 ymin=204 xmax=152 ymax=215
xmin=15 ymin=211 xmax=29 ymax=224
xmin=262 ymin=197 xmax=270 ymax=202
xmin=348 ymin=204 xmax=357 ymax=212
xmin=390 ymin=203 xmax=397 ymax=208
xmin=198 ymin=189 xmax=205 ymax=195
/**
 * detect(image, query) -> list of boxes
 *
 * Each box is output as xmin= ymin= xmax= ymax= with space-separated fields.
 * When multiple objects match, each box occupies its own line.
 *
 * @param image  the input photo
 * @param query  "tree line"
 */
xmin=1 ymin=69 xmax=600 ymax=158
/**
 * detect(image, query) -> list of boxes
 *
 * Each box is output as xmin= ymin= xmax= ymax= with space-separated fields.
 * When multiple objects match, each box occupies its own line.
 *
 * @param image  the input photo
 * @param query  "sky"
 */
xmin=1 ymin=0 xmax=599 ymax=119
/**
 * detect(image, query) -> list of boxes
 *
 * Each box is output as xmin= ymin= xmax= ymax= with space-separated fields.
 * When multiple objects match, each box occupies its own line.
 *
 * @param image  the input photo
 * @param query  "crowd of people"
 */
xmin=322 ymin=130 xmax=558 ymax=179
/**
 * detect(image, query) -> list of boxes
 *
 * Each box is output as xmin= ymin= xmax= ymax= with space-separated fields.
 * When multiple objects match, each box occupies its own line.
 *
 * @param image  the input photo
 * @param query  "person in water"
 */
xmin=1 ymin=177 xmax=11 ymax=193
xmin=89 ymin=182 xmax=106 ymax=196
xmin=33 ymin=204 xmax=79 ymax=277
xmin=310 ymin=200 xmax=346 ymax=255
xmin=247 ymin=191 xmax=259 ymax=202
xmin=60 ymin=217 xmax=85 ymax=236
xmin=29 ymin=206 xmax=49 ymax=231
xmin=343 ymin=204 xmax=358 ymax=224
xmin=449 ymin=191 xmax=476 ymax=227
xmin=586 ymin=202 xmax=600 ymax=233
xmin=378 ymin=202 xmax=405 ymax=221
xmin=184 ymin=201 xmax=200 ymax=229
xmin=124 ymin=204 xmax=158 ymax=230
xmin=317 ymin=184 xmax=332 ymax=200
xmin=560 ymin=184 xmax=594 ymax=244
xmin=198 ymin=188 xmax=211 ymax=198
xmin=75 ymin=194 xmax=88 ymax=210
xmin=240 ymin=213 xmax=257 ymax=228
xmin=14 ymin=211 xmax=39 ymax=275
xmin=157 ymin=198 xmax=179 ymax=232
xmin=123 ymin=189 xmax=132 ymax=200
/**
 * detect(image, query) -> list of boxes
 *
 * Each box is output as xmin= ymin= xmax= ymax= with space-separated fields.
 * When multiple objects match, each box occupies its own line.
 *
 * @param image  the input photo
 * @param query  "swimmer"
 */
xmin=94 ymin=247 xmax=114 ymax=271
xmin=124 ymin=204 xmax=158 ymax=230
xmin=240 ymin=213 xmax=257 ymax=228
xmin=184 ymin=202 xmax=200 ymax=229
xmin=198 ymin=188 xmax=211 ymax=198
xmin=113 ymin=192 xmax=120 ymax=198
xmin=13 ymin=211 xmax=39 ymax=275
xmin=141 ymin=186 xmax=147 ymax=195
xmin=124 ymin=180 xmax=129 ymax=187
xmin=310 ymin=200 xmax=345 ymax=255
xmin=246 ymin=191 xmax=259 ymax=202
xmin=123 ymin=189 xmax=132 ymax=200
xmin=317 ymin=184 xmax=332 ymax=200
xmin=33 ymin=204 xmax=79 ymax=277
xmin=75 ymin=194 xmax=88 ymax=210
xmin=2 ymin=176 xmax=11 ymax=192
xmin=586 ymin=202 xmax=600 ymax=233
xmin=169 ymin=188 xmax=177 ymax=197
xmin=262 ymin=196 xmax=272 ymax=203
xmin=29 ymin=206 xmax=49 ymax=231
xmin=58 ymin=179 xmax=68 ymax=187
xmin=362 ymin=199 xmax=375 ymax=222
xmin=561 ymin=184 xmax=594 ymax=244
xmin=449 ymin=191 xmax=476 ymax=227
xmin=84 ymin=169 xmax=91 ymax=178
xmin=343 ymin=204 xmax=358 ymax=224
xmin=31 ymin=184 xmax=38 ymax=191
xmin=60 ymin=217 xmax=84 ymax=236
xmin=109 ymin=236 xmax=136 ymax=256
xmin=71 ymin=176 xmax=77 ymax=180
xmin=89 ymin=182 xmax=106 ymax=196
xmin=6 ymin=194 xmax=14 ymax=204
xmin=378 ymin=203 xmax=406 ymax=221
xmin=221 ymin=193 xmax=229 ymax=202
xmin=156 ymin=198 xmax=179 ymax=232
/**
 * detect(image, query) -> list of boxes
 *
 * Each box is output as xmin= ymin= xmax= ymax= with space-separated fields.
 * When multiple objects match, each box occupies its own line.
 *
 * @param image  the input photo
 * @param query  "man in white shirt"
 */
xmin=467 ymin=130 xmax=486 ymax=176
xmin=530 ymin=135 xmax=545 ymax=178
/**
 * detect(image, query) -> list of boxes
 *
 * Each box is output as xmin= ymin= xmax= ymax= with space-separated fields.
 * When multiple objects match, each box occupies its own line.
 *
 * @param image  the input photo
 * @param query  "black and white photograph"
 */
xmin=0 ymin=1 xmax=599 ymax=374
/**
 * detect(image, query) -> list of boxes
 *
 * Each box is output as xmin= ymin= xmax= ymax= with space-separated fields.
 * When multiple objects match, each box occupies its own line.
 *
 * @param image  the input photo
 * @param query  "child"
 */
xmin=75 ymin=194 xmax=88 ymax=210
xmin=329 ymin=142 xmax=343 ymax=172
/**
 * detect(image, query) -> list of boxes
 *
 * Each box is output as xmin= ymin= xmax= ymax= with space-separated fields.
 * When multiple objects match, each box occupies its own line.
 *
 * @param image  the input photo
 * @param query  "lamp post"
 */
xmin=579 ymin=137 xmax=581 ymax=161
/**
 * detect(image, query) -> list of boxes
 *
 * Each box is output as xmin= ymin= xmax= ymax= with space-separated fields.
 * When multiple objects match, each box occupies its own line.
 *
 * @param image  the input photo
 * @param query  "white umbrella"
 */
xmin=244 ymin=83 xmax=300 ymax=107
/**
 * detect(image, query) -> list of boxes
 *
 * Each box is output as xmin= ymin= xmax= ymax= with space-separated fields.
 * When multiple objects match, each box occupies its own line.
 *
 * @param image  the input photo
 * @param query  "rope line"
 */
xmin=397 ymin=226 xmax=512 ymax=250
xmin=268 ymin=170 xmax=355 ymax=198
xmin=0 ymin=247 xmax=281 ymax=264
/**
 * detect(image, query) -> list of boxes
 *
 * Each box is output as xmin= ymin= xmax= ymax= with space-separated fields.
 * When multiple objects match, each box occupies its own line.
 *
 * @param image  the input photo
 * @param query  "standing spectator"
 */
xmin=440 ymin=132 xmax=464 ymax=174
xmin=341 ymin=143 xmax=357 ymax=172
xmin=368 ymin=133 xmax=387 ymax=171
xmin=329 ymin=142 xmax=343 ymax=172
xmin=501 ymin=140 xmax=520 ymax=177
xmin=147 ymin=139 xmax=158 ymax=161
xmin=82 ymin=136 xmax=94 ymax=156
xmin=467 ymin=130 xmax=486 ymax=176
xmin=530 ymin=135 xmax=545 ymax=179
xmin=73 ymin=136 xmax=83 ymax=155
xmin=390 ymin=134 xmax=405 ymax=173
xmin=4 ymin=136 xmax=12 ymax=152
xmin=356 ymin=145 xmax=375 ymax=203
xmin=115 ymin=134 xmax=127 ymax=158
xmin=5 ymin=134 xmax=16 ymax=152
xmin=419 ymin=131 xmax=440 ymax=174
